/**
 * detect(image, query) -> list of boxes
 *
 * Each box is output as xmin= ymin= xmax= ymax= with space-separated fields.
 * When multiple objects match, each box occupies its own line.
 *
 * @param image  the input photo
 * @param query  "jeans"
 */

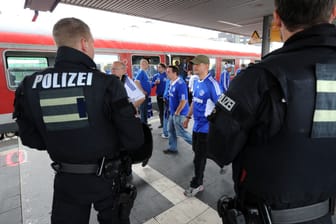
xmin=162 ymin=101 xmax=169 ymax=137
xmin=190 ymin=132 xmax=208 ymax=188
xmin=168 ymin=115 xmax=192 ymax=151
xmin=139 ymin=96 xmax=148 ymax=124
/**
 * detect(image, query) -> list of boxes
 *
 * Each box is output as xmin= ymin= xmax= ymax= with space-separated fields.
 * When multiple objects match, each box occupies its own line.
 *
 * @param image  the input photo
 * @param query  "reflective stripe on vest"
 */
xmin=311 ymin=64 xmax=336 ymax=138
xmin=39 ymin=88 xmax=89 ymax=131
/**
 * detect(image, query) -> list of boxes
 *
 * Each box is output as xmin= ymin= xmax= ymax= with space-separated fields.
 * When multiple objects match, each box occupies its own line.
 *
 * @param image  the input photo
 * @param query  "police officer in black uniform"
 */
xmin=207 ymin=1 xmax=336 ymax=223
xmin=13 ymin=18 xmax=145 ymax=224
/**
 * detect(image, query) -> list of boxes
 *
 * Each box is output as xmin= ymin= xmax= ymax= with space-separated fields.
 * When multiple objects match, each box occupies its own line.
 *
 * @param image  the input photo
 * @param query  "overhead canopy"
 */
xmin=24 ymin=0 xmax=275 ymax=37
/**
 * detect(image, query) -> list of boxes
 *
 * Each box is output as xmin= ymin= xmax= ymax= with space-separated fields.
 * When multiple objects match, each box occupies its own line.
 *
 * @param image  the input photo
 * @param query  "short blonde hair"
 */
xmin=140 ymin=59 xmax=149 ymax=65
xmin=52 ymin=17 xmax=92 ymax=48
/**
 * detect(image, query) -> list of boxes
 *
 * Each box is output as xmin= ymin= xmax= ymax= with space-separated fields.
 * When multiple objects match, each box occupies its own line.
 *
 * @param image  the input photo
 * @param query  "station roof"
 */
xmin=26 ymin=0 xmax=275 ymax=37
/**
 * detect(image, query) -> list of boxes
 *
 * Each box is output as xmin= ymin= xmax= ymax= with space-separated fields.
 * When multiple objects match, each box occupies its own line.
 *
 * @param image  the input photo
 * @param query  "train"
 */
xmin=0 ymin=29 xmax=261 ymax=134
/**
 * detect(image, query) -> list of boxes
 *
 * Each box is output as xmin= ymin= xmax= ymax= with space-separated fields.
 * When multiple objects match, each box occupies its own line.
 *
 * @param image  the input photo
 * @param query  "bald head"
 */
xmin=112 ymin=61 xmax=127 ymax=79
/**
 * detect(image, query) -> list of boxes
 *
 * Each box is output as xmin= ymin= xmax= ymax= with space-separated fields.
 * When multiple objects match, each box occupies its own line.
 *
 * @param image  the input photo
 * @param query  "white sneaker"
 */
xmin=184 ymin=185 xmax=204 ymax=197
xmin=161 ymin=133 xmax=168 ymax=139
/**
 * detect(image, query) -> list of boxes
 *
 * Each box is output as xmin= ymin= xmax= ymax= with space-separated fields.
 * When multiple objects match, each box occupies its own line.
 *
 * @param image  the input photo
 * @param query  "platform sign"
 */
xmin=248 ymin=30 xmax=262 ymax=44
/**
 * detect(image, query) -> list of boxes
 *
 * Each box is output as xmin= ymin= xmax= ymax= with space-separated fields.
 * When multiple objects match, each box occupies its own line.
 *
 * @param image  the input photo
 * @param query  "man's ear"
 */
xmin=80 ymin=38 xmax=88 ymax=52
xmin=329 ymin=5 xmax=336 ymax=22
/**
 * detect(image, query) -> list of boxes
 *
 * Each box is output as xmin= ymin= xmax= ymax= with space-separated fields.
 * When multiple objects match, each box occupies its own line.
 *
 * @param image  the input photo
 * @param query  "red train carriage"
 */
xmin=0 ymin=31 xmax=260 ymax=133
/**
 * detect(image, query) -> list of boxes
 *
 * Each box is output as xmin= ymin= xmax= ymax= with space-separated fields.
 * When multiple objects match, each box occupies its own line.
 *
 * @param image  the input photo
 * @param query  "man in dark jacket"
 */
xmin=208 ymin=1 xmax=336 ymax=223
xmin=13 ymin=18 xmax=144 ymax=224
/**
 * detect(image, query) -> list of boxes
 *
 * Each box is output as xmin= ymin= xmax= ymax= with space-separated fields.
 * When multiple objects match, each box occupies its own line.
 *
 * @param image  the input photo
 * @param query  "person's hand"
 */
xmin=183 ymin=118 xmax=189 ymax=129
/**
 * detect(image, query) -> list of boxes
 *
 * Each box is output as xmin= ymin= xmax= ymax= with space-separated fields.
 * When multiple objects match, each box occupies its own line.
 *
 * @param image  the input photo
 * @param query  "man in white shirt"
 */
xmin=112 ymin=61 xmax=145 ymax=108
xmin=188 ymin=72 xmax=199 ymax=95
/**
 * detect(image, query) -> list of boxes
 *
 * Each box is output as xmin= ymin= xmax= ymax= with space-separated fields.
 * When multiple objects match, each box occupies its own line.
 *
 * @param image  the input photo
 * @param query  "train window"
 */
xmin=6 ymin=57 xmax=49 ymax=90
xmin=209 ymin=57 xmax=216 ymax=77
xmin=239 ymin=59 xmax=251 ymax=67
xmin=131 ymin=55 xmax=160 ymax=79
xmin=94 ymin=54 xmax=119 ymax=74
xmin=221 ymin=59 xmax=235 ymax=75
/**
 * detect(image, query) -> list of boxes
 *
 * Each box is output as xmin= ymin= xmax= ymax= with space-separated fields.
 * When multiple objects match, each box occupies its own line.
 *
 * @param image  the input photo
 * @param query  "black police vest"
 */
xmin=240 ymin=50 xmax=336 ymax=202
xmin=24 ymin=67 xmax=121 ymax=163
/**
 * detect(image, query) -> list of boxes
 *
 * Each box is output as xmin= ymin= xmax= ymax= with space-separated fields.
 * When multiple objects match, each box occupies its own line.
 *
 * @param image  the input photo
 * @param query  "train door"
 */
xmin=131 ymin=55 xmax=160 ymax=80
xmin=171 ymin=55 xmax=218 ymax=80
xmin=171 ymin=55 xmax=193 ymax=80
xmin=131 ymin=55 xmax=161 ymax=97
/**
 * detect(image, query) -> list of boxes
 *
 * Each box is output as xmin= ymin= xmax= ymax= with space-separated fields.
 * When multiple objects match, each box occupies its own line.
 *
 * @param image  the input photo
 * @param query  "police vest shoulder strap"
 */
xmin=250 ymin=63 xmax=288 ymax=101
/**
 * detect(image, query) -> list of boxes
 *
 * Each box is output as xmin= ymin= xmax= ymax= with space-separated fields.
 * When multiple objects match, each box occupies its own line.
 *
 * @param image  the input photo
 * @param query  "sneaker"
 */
xmin=184 ymin=185 xmax=204 ymax=197
xmin=163 ymin=149 xmax=178 ymax=154
xmin=161 ymin=133 xmax=168 ymax=139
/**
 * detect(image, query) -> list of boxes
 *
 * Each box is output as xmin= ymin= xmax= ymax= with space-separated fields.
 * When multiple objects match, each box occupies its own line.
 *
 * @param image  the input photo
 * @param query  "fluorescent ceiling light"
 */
xmin=217 ymin=20 xmax=242 ymax=27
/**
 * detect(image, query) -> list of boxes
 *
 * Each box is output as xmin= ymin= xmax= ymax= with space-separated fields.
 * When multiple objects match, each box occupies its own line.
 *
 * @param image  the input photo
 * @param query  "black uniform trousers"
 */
xmin=156 ymin=95 xmax=164 ymax=126
xmin=139 ymin=95 xmax=149 ymax=125
xmin=190 ymin=132 xmax=208 ymax=188
xmin=51 ymin=173 xmax=121 ymax=224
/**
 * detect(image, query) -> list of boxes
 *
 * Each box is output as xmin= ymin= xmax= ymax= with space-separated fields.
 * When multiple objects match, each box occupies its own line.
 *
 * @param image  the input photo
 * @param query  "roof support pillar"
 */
xmin=262 ymin=15 xmax=272 ymax=57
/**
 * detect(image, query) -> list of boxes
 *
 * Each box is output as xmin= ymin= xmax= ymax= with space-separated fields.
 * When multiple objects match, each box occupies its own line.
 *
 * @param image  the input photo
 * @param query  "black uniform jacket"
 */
xmin=13 ymin=46 xmax=144 ymax=164
xmin=207 ymin=24 xmax=336 ymax=205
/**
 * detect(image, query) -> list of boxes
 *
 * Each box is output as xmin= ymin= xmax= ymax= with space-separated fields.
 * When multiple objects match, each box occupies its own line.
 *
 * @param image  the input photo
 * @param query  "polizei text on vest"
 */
xmin=32 ymin=72 xmax=93 ymax=89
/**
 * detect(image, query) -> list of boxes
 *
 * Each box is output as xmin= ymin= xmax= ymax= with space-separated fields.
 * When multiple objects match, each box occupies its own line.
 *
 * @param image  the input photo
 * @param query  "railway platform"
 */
xmin=1 ymin=110 xmax=334 ymax=224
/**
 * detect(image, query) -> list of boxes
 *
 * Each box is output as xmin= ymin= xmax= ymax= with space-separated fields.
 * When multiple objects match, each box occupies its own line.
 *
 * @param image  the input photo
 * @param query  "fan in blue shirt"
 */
xmin=219 ymin=64 xmax=233 ymax=93
xmin=152 ymin=63 xmax=168 ymax=128
xmin=169 ymin=78 xmax=189 ymax=116
xmin=183 ymin=55 xmax=222 ymax=197
xmin=134 ymin=59 xmax=151 ymax=125
xmin=135 ymin=69 xmax=151 ymax=95
xmin=151 ymin=70 xmax=167 ymax=97
xmin=163 ymin=65 xmax=192 ymax=154
xmin=192 ymin=74 xmax=222 ymax=133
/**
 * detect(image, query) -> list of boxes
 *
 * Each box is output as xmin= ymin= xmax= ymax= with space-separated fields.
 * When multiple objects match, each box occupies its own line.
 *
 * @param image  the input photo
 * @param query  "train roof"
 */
xmin=23 ymin=0 xmax=274 ymax=37
xmin=0 ymin=16 xmax=261 ymax=58
xmin=0 ymin=30 xmax=260 ymax=58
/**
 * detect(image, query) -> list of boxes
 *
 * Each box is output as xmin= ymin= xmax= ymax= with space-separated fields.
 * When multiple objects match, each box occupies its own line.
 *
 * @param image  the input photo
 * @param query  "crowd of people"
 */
xmin=13 ymin=0 xmax=336 ymax=223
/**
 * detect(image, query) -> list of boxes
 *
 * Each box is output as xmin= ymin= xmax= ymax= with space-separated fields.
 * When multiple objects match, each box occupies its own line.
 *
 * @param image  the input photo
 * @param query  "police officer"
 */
xmin=207 ymin=1 xmax=336 ymax=223
xmin=13 ymin=18 xmax=144 ymax=224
